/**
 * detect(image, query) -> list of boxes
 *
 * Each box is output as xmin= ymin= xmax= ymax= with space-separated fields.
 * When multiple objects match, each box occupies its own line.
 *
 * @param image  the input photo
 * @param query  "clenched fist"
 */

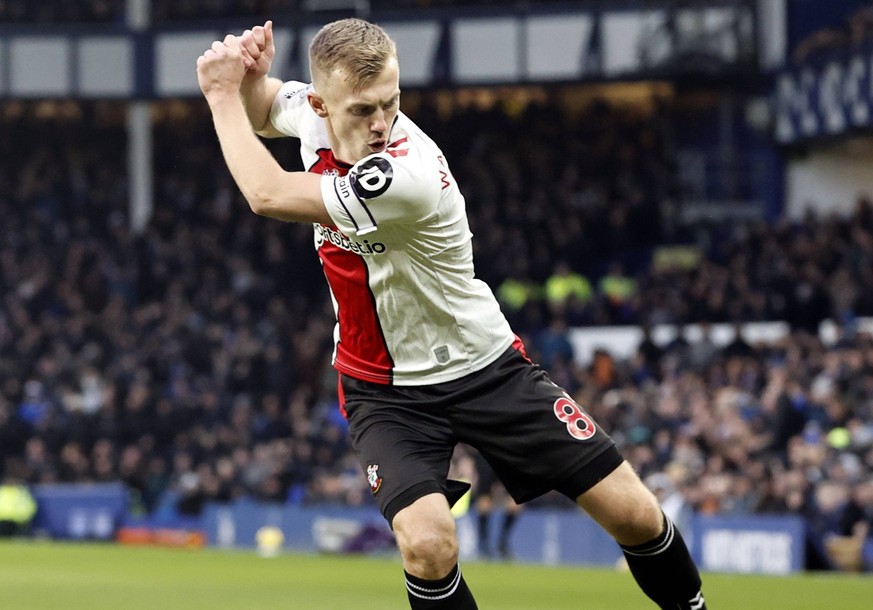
xmin=196 ymin=34 xmax=247 ymax=104
xmin=239 ymin=20 xmax=275 ymax=81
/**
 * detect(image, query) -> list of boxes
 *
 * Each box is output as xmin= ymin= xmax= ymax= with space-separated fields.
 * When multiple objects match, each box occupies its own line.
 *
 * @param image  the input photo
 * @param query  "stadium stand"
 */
xmin=0 ymin=0 xmax=871 ymax=573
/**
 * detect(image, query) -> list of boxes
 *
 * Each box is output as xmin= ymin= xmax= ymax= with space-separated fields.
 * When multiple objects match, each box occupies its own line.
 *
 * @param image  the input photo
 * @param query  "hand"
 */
xmin=196 ymin=35 xmax=247 ymax=103
xmin=239 ymin=20 xmax=275 ymax=80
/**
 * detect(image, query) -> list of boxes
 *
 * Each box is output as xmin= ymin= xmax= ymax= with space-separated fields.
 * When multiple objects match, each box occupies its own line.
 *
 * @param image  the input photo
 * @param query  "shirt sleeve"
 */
xmin=320 ymin=149 xmax=442 ymax=237
xmin=269 ymin=80 xmax=314 ymax=138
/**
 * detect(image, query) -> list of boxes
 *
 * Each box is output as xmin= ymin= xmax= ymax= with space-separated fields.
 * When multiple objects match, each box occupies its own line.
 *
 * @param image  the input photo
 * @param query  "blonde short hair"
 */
xmin=309 ymin=18 xmax=397 ymax=94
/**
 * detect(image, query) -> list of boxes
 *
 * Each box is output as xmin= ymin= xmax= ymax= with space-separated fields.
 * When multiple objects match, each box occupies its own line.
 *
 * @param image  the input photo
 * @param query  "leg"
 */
xmin=471 ymin=451 xmax=497 ymax=558
xmin=393 ymin=493 xmax=478 ymax=609
xmin=577 ymin=461 xmax=706 ymax=610
xmin=576 ymin=461 xmax=663 ymax=545
xmin=474 ymin=493 xmax=493 ymax=557
xmin=497 ymin=498 xmax=522 ymax=559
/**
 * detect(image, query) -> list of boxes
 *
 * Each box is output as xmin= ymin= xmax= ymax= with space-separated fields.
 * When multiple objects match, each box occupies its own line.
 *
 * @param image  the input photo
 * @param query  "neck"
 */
xmin=323 ymin=122 xmax=356 ymax=166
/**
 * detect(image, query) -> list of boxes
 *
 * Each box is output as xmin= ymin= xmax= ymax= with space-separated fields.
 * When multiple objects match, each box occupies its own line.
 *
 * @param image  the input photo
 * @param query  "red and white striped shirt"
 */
xmin=270 ymin=81 xmax=514 ymax=385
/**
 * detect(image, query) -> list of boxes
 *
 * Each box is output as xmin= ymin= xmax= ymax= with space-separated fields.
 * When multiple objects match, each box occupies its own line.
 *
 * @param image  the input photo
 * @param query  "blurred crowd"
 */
xmin=793 ymin=2 xmax=873 ymax=64
xmin=0 ymin=0 xmax=124 ymax=23
xmin=0 ymin=92 xmax=872 ymax=571
xmin=0 ymin=0 xmax=594 ymax=24
xmin=581 ymin=325 xmax=873 ymax=571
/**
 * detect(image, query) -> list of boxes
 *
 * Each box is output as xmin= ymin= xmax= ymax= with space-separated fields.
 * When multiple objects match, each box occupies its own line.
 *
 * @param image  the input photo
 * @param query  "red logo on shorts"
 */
xmin=367 ymin=464 xmax=383 ymax=494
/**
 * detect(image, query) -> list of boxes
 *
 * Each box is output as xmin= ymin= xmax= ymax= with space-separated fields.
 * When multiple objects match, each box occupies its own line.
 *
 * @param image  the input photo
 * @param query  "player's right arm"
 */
xmin=237 ymin=20 xmax=283 ymax=138
xmin=197 ymin=34 xmax=332 ymax=226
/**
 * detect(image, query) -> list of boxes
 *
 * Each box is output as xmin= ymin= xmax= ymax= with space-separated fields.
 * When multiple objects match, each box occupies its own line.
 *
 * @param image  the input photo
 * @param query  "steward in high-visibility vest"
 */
xmin=0 ymin=482 xmax=37 ymax=536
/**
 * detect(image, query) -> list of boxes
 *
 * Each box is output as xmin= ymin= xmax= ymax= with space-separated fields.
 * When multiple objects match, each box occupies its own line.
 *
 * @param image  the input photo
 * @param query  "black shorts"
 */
xmin=341 ymin=346 xmax=623 ymax=525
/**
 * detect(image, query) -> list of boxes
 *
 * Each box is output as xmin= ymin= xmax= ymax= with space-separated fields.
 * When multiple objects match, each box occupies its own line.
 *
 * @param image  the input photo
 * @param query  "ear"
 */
xmin=308 ymin=92 xmax=329 ymax=118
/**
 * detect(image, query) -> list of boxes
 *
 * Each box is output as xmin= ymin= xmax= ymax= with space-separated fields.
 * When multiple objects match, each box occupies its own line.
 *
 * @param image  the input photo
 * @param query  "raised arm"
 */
xmin=196 ymin=34 xmax=332 ymax=225
xmin=238 ymin=20 xmax=284 ymax=138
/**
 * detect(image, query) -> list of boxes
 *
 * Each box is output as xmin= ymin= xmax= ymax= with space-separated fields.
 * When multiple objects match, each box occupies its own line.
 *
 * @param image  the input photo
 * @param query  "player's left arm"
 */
xmin=323 ymin=148 xmax=443 ymax=235
xmin=197 ymin=35 xmax=333 ymax=225
xmin=237 ymin=20 xmax=284 ymax=138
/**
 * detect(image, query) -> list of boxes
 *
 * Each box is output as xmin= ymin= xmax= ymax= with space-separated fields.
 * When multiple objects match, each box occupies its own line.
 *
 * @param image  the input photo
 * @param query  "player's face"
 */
xmin=319 ymin=57 xmax=401 ymax=164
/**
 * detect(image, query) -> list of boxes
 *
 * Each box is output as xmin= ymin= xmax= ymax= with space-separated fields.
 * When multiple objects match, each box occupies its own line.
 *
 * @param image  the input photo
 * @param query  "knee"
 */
xmin=394 ymin=508 xmax=458 ymax=578
xmin=609 ymin=494 xmax=664 ymax=546
xmin=577 ymin=462 xmax=666 ymax=546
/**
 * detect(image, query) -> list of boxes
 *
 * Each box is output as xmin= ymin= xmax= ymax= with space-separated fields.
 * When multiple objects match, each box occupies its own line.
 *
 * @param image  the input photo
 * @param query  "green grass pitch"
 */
xmin=1 ymin=540 xmax=871 ymax=609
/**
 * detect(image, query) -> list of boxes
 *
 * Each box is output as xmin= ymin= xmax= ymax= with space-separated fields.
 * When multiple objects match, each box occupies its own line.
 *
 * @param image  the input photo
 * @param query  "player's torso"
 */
xmin=286 ymin=97 xmax=513 ymax=385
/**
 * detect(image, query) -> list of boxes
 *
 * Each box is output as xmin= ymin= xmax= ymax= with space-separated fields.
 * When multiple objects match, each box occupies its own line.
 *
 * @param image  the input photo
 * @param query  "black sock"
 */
xmin=621 ymin=515 xmax=706 ymax=610
xmin=405 ymin=564 xmax=478 ymax=609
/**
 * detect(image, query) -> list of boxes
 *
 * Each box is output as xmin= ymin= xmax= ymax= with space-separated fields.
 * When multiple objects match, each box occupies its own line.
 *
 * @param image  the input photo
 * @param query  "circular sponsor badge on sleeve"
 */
xmin=350 ymin=157 xmax=393 ymax=199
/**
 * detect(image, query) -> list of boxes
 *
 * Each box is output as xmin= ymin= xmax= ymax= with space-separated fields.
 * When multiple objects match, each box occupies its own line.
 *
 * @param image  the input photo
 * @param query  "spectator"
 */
xmin=0 ymin=475 xmax=37 ymax=537
xmin=472 ymin=451 xmax=524 ymax=560
xmin=598 ymin=262 xmax=639 ymax=324
xmin=723 ymin=321 xmax=755 ymax=359
xmin=544 ymin=260 xmax=594 ymax=320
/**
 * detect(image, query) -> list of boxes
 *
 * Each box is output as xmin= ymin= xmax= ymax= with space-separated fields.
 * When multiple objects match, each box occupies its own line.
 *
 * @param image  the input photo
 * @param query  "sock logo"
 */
xmin=689 ymin=591 xmax=706 ymax=610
